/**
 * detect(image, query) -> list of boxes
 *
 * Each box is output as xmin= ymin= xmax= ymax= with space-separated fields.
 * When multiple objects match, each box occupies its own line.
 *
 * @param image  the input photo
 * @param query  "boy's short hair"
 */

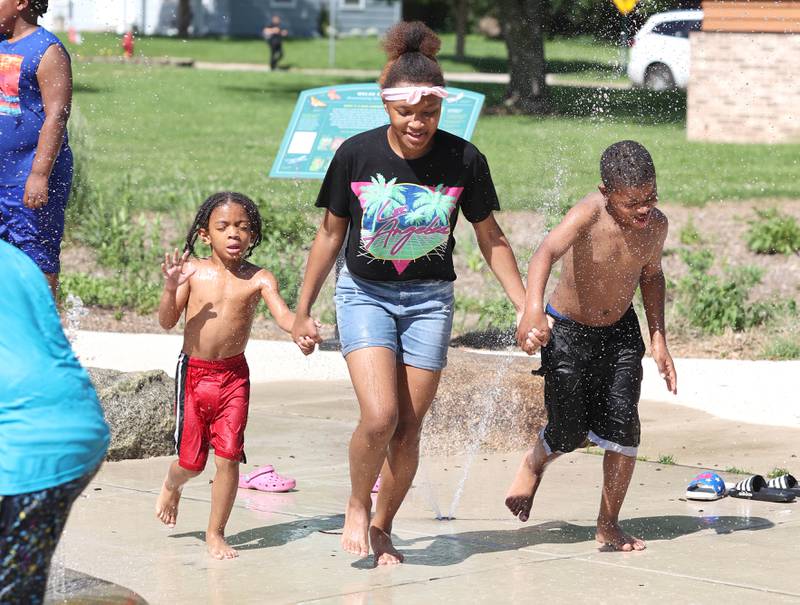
xmin=600 ymin=140 xmax=656 ymax=191
xmin=29 ymin=0 xmax=48 ymax=16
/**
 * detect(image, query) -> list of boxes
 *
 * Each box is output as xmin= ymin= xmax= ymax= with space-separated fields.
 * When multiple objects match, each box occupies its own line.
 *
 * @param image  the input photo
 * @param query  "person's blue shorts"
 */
xmin=0 ymin=161 xmax=72 ymax=274
xmin=335 ymin=268 xmax=455 ymax=371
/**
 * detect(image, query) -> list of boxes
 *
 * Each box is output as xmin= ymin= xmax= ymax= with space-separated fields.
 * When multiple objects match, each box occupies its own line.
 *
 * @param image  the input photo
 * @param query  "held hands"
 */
xmin=161 ymin=249 xmax=196 ymax=289
xmin=651 ymin=339 xmax=677 ymax=394
xmin=516 ymin=310 xmax=552 ymax=356
xmin=23 ymin=173 xmax=49 ymax=209
xmin=292 ymin=314 xmax=324 ymax=356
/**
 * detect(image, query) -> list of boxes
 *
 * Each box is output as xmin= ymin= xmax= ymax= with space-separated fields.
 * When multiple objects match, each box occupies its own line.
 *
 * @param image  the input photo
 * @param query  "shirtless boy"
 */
xmin=506 ymin=141 xmax=677 ymax=551
xmin=155 ymin=191 xmax=317 ymax=559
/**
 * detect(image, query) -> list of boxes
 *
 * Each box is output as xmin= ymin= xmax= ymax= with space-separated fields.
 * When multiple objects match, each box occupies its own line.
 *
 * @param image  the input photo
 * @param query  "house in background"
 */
xmin=42 ymin=0 xmax=402 ymax=39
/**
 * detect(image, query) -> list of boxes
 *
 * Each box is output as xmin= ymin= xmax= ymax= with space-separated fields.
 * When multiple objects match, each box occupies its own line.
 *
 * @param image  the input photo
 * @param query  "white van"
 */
xmin=627 ymin=10 xmax=703 ymax=90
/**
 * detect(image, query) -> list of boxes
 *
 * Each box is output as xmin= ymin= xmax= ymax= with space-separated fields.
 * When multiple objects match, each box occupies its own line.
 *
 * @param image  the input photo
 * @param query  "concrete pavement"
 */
xmin=55 ymin=380 xmax=800 ymax=604
xmin=71 ymin=331 xmax=800 ymax=428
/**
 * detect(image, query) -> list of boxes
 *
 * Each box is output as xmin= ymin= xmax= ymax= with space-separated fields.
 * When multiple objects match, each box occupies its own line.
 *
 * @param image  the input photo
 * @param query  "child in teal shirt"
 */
xmin=0 ymin=240 xmax=109 ymax=603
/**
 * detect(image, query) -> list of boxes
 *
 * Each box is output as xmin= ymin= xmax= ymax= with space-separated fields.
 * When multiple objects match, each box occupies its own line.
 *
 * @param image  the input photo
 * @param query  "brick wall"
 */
xmin=687 ymin=32 xmax=800 ymax=143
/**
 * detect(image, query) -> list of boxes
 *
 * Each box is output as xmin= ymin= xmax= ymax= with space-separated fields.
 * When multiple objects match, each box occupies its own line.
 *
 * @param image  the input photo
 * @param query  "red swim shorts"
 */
xmin=173 ymin=352 xmax=250 ymax=471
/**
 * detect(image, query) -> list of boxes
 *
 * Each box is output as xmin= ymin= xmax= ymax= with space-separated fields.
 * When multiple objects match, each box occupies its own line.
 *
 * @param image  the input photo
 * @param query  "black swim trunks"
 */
xmin=536 ymin=305 xmax=645 ymax=457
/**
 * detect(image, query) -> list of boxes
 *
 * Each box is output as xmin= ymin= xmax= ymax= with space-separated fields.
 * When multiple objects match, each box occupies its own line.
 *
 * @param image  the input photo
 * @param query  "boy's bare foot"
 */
xmin=155 ymin=481 xmax=182 ymax=528
xmin=342 ymin=496 xmax=370 ymax=557
xmin=206 ymin=532 xmax=239 ymax=559
xmin=505 ymin=448 xmax=541 ymax=522
xmin=369 ymin=525 xmax=403 ymax=566
xmin=596 ymin=518 xmax=646 ymax=552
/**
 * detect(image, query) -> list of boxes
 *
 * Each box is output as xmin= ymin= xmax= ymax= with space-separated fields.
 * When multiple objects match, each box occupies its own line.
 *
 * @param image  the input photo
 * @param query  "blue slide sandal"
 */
xmin=686 ymin=472 xmax=726 ymax=501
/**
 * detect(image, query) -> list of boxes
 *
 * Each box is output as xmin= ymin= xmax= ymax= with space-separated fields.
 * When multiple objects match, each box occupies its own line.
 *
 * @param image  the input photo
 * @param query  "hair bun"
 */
xmin=383 ymin=21 xmax=441 ymax=61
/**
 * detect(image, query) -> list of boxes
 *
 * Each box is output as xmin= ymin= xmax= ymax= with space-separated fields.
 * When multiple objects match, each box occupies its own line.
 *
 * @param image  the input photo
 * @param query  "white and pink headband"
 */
xmin=380 ymin=86 xmax=449 ymax=105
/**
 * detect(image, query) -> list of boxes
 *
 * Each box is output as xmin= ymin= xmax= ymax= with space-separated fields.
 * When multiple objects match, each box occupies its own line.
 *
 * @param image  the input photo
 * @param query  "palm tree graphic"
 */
xmin=361 ymin=174 xmax=406 ymax=231
xmin=406 ymin=184 xmax=457 ymax=226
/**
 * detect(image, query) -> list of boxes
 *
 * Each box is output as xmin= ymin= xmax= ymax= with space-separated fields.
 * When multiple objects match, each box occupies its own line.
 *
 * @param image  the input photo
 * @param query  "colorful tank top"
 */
xmin=0 ymin=27 xmax=71 ymax=184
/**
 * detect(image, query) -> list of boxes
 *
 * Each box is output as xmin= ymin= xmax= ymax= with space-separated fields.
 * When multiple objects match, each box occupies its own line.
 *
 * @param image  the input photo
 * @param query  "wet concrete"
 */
xmin=45 ymin=567 xmax=146 ymax=604
xmin=56 ymin=381 xmax=800 ymax=603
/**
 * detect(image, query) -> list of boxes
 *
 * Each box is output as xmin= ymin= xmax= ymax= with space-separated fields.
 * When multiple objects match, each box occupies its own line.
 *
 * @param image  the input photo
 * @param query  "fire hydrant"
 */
xmin=122 ymin=30 xmax=134 ymax=59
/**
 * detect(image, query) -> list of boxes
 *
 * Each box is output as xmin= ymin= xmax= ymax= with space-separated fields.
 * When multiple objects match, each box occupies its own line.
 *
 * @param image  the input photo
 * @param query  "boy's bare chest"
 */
xmin=575 ymin=229 xmax=651 ymax=274
xmin=188 ymin=279 xmax=259 ymax=316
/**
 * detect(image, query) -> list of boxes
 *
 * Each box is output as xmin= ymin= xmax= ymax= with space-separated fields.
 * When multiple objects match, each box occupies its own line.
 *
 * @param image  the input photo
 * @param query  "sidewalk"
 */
xmin=195 ymin=61 xmax=633 ymax=89
xmin=72 ymin=331 xmax=800 ymax=428
xmin=57 ymin=380 xmax=800 ymax=603
xmin=80 ymin=55 xmax=631 ymax=89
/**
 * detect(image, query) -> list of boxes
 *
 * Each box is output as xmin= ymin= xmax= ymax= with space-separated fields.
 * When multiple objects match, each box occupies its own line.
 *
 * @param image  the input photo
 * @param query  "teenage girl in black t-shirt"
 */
xmin=292 ymin=21 xmax=526 ymax=565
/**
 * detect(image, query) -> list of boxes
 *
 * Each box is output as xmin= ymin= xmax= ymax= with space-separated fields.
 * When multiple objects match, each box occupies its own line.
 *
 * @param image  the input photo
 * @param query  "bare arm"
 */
xmin=517 ymin=198 xmax=598 ymax=350
xmin=159 ymin=250 xmax=194 ymax=329
xmin=258 ymin=270 xmax=294 ymax=333
xmin=472 ymin=213 xmax=525 ymax=313
xmin=24 ymin=45 xmax=72 ymax=210
xmin=639 ymin=213 xmax=676 ymax=393
xmin=291 ymin=211 xmax=349 ymax=343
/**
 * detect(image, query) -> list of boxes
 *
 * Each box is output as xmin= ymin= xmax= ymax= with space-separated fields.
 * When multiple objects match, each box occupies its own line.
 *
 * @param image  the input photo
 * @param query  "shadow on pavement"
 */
xmin=379 ymin=515 xmax=773 ymax=568
xmin=169 ymin=514 xmax=344 ymax=551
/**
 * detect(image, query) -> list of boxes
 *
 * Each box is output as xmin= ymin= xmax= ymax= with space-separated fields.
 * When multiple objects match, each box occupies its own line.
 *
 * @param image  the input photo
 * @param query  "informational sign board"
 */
xmin=612 ymin=0 xmax=638 ymax=16
xmin=270 ymin=83 xmax=485 ymax=180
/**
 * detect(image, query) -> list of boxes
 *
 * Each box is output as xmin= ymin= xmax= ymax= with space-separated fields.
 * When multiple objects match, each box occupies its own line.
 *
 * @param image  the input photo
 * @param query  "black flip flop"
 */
xmin=727 ymin=475 xmax=796 ymax=502
xmin=767 ymin=474 xmax=800 ymax=496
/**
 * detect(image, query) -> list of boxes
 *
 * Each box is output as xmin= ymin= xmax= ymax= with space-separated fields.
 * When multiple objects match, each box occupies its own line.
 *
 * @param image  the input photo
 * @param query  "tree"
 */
xmin=177 ymin=0 xmax=192 ymax=38
xmin=453 ymin=0 xmax=468 ymax=59
xmin=496 ymin=0 xmax=548 ymax=114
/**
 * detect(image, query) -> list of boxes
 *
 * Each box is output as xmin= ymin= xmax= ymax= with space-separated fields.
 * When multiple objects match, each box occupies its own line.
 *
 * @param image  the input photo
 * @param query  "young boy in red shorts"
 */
xmin=155 ymin=192 xmax=318 ymax=559
xmin=506 ymin=141 xmax=677 ymax=552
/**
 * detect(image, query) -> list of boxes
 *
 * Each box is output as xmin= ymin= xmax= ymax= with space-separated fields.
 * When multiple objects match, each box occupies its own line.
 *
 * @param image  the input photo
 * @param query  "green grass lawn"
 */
xmin=63 ymin=32 xmax=625 ymax=81
xmin=70 ymin=62 xmax=800 ymax=216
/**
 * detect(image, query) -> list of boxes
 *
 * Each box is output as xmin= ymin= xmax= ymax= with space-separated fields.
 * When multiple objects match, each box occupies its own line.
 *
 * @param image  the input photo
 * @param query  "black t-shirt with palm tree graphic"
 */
xmin=315 ymin=126 xmax=500 ymax=282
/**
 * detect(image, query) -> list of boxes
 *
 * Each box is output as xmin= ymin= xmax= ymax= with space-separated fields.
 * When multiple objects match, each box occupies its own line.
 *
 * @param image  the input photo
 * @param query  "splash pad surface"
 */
xmin=57 ymin=378 xmax=800 ymax=603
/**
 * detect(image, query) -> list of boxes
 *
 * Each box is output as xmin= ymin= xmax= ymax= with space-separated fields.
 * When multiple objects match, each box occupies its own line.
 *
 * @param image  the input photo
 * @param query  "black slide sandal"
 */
xmin=727 ymin=475 xmax=796 ymax=502
xmin=767 ymin=474 xmax=800 ymax=496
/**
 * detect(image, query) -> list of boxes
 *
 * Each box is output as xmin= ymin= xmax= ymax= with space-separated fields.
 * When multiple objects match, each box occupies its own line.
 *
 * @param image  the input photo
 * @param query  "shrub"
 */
xmin=678 ymin=217 xmax=703 ymax=246
xmin=66 ymin=170 xmax=314 ymax=315
xmin=761 ymin=338 xmax=800 ymax=360
xmin=60 ymin=274 xmax=162 ymax=314
xmin=675 ymin=249 xmax=790 ymax=335
xmin=746 ymin=208 xmax=800 ymax=255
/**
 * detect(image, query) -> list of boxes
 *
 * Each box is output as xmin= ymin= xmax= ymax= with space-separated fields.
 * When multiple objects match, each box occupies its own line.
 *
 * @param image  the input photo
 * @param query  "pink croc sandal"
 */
xmin=239 ymin=465 xmax=296 ymax=493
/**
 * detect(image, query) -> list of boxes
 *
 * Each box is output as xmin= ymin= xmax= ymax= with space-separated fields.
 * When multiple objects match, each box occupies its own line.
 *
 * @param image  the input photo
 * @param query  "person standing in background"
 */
xmin=263 ymin=15 xmax=287 ymax=71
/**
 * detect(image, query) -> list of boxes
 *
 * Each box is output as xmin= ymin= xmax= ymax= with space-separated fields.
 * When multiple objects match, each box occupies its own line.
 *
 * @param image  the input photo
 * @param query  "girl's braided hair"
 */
xmin=184 ymin=192 xmax=263 ymax=258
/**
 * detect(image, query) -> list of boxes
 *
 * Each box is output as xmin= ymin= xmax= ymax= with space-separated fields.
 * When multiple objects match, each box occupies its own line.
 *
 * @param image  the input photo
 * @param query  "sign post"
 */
xmin=328 ymin=0 xmax=336 ymax=67
xmin=612 ymin=0 xmax=639 ymax=71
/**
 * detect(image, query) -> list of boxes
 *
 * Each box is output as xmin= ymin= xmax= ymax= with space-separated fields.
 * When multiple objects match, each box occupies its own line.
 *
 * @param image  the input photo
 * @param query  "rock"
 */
xmin=422 ymin=349 xmax=546 ymax=455
xmin=88 ymin=368 xmax=175 ymax=461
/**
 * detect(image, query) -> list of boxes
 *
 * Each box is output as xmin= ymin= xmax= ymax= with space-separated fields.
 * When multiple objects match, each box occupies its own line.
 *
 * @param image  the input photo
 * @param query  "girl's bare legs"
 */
xmin=206 ymin=456 xmax=240 ymax=559
xmin=595 ymin=450 xmax=645 ymax=551
xmin=342 ymin=347 xmax=400 ymax=557
xmin=156 ymin=460 xmax=201 ymax=527
xmin=370 ymin=363 xmax=441 ymax=565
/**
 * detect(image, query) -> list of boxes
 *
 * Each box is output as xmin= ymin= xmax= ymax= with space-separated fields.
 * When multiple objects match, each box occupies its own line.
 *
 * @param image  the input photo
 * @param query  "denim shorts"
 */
xmin=334 ymin=268 xmax=455 ymax=371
